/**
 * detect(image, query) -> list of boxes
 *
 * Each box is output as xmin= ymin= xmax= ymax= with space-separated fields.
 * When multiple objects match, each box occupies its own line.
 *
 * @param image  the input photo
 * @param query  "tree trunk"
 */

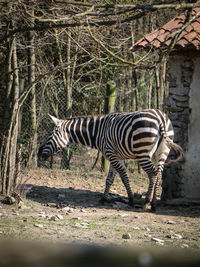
xmin=155 ymin=69 xmax=160 ymax=109
xmin=62 ymin=30 xmax=73 ymax=169
xmin=148 ymin=80 xmax=153 ymax=109
xmin=1 ymin=35 xmax=14 ymax=193
xmin=55 ymin=28 xmax=73 ymax=169
xmin=66 ymin=29 xmax=72 ymax=115
xmin=160 ymin=59 xmax=167 ymax=111
xmin=101 ymin=81 xmax=116 ymax=172
xmin=27 ymin=11 xmax=38 ymax=167
xmin=1 ymin=37 xmax=20 ymax=195
xmin=130 ymin=24 xmax=138 ymax=112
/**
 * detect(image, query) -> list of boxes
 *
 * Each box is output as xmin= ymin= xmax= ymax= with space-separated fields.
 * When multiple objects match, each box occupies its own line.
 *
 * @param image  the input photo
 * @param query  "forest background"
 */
xmin=0 ymin=0 xmax=198 ymax=198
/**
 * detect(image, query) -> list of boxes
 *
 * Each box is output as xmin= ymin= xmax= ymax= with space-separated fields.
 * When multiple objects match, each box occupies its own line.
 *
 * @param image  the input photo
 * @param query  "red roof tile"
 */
xmin=130 ymin=7 xmax=200 ymax=51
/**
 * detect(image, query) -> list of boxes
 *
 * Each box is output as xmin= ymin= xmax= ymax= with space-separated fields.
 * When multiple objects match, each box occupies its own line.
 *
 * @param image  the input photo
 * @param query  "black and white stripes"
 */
xmin=38 ymin=109 xmax=183 ymax=211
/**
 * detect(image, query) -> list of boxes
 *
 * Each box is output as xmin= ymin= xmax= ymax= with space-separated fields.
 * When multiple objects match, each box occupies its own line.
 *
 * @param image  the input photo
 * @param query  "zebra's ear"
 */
xmin=48 ymin=114 xmax=61 ymax=126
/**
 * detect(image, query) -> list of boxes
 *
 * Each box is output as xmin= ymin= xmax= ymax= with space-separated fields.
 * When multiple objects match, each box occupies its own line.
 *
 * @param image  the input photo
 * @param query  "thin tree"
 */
xmin=27 ymin=9 xmax=38 ymax=167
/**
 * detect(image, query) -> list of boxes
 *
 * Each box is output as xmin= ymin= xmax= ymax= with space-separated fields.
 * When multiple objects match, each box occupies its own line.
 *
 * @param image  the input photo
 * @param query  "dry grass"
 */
xmin=0 ymin=164 xmax=199 ymax=250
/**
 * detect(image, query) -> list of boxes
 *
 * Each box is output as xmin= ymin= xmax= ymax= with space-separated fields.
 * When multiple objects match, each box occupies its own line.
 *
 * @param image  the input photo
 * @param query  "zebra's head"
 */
xmin=38 ymin=114 xmax=68 ymax=160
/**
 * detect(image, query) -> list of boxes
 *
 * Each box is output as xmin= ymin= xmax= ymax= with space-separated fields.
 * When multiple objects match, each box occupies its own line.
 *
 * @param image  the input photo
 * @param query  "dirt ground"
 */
xmin=0 ymin=166 xmax=200 ymax=250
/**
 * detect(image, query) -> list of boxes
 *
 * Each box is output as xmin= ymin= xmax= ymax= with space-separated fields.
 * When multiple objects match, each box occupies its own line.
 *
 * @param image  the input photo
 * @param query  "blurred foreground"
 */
xmin=0 ymin=240 xmax=199 ymax=267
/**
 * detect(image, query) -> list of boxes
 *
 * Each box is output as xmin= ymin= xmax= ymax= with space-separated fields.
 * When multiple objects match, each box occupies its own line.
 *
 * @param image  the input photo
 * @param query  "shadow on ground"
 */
xmin=26 ymin=184 xmax=138 ymax=211
xmin=26 ymin=184 xmax=200 ymax=218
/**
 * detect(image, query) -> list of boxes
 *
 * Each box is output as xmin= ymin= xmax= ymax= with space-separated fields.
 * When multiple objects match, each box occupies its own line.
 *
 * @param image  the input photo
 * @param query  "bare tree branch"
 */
xmin=54 ymin=1 xmax=200 ymax=10
xmin=2 ymin=1 xmax=199 ymax=42
xmin=87 ymin=24 xmax=154 ymax=67
xmin=24 ymin=5 xmax=95 ymax=22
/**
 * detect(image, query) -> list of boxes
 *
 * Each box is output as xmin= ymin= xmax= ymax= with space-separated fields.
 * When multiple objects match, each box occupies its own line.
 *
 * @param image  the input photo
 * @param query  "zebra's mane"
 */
xmin=63 ymin=114 xmax=103 ymax=121
xmin=63 ymin=111 xmax=139 ymax=121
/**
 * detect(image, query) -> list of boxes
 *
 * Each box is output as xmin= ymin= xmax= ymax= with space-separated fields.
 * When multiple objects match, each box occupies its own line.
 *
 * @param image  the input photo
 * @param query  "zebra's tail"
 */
xmin=164 ymin=137 xmax=184 ymax=166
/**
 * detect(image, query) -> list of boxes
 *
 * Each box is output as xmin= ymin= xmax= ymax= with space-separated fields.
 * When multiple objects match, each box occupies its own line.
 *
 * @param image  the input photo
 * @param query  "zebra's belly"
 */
xmin=115 ymin=150 xmax=150 ymax=160
xmin=114 ymin=141 xmax=158 ymax=160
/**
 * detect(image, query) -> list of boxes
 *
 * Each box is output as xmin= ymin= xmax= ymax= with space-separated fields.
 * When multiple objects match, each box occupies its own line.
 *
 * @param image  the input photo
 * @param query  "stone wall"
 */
xmin=162 ymin=54 xmax=194 ymax=201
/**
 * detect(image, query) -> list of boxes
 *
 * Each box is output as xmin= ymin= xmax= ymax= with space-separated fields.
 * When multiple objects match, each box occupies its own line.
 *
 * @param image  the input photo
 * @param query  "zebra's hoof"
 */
xmin=150 ymin=205 xmax=156 ymax=212
xmin=128 ymin=199 xmax=134 ymax=207
xmin=143 ymin=203 xmax=151 ymax=212
xmin=99 ymin=197 xmax=107 ymax=204
xmin=99 ymin=196 xmax=114 ymax=204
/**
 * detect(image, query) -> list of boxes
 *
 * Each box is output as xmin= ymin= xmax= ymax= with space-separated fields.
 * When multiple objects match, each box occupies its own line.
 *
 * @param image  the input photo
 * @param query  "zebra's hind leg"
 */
xmin=100 ymin=165 xmax=117 ymax=204
xmin=138 ymin=158 xmax=157 ymax=211
xmin=151 ymin=170 xmax=162 ymax=212
xmin=150 ymin=137 xmax=171 ymax=210
xmin=144 ymin=174 xmax=157 ymax=211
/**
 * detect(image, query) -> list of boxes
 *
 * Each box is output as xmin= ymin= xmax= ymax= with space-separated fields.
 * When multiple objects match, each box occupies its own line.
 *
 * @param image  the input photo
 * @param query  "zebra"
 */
xmin=38 ymin=109 xmax=183 ymax=211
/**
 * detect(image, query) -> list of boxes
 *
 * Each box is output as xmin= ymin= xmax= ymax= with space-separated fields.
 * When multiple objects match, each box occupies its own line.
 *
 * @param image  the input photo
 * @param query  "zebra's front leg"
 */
xmin=109 ymin=157 xmax=134 ymax=207
xmin=100 ymin=165 xmax=117 ymax=204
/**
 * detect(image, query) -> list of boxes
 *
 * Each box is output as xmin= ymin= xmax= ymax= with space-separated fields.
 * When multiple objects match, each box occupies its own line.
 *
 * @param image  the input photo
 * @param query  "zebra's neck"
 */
xmin=65 ymin=115 xmax=105 ymax=149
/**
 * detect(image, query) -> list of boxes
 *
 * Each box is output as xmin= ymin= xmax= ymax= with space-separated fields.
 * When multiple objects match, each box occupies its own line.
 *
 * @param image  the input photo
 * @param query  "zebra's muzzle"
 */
xmin=40 ymin=152 xmax=51 ymax=160
xmin=38 ymin=145 xmax=51 ymax=160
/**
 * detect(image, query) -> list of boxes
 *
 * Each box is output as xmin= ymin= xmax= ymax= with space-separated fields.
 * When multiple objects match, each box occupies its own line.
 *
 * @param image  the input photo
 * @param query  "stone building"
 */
xmin=130 ymin=8 xmax=200 ymax=203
